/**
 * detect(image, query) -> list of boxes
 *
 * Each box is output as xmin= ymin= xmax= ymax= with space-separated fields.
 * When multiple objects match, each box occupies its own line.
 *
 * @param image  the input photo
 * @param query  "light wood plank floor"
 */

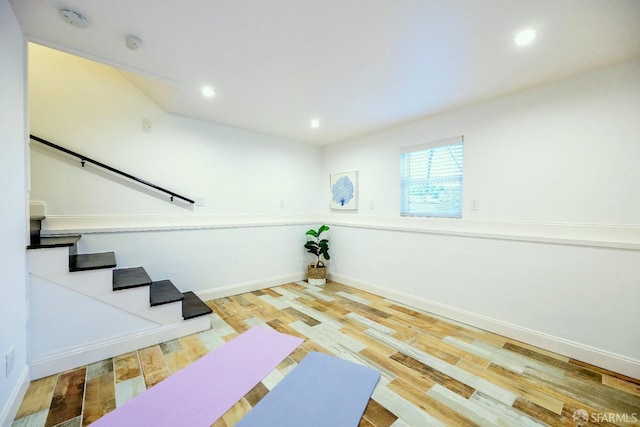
xmin=13 ymin=281 xmax=640 ymax=426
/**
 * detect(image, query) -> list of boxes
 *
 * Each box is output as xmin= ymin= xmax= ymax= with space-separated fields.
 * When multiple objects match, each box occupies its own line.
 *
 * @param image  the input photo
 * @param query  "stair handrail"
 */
xmin=30 ymin=134 xmax=195 ymax=204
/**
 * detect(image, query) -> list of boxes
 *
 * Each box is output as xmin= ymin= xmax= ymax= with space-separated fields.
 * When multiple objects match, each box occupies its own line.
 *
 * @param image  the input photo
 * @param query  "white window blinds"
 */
xmin=400 ymin=136 xmax=464 ymax=218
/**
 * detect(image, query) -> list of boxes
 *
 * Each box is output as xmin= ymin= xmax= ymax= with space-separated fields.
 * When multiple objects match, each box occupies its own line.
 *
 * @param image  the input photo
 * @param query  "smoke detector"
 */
xmin=58 ymin=8 xmax=89 ymax=29
xmin=126 ymin=35 xmax=142 ymax=51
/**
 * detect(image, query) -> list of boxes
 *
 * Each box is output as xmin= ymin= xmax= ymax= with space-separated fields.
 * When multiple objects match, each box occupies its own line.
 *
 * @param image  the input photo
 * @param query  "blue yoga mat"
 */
xmin=237 ymin=351 xmax=380 ymax=427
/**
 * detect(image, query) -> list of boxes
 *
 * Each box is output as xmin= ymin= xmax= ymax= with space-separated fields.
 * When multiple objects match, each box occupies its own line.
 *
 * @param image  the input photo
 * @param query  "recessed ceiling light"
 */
xmin=513 ymin=28 xmax=537 ymax=46
xmin=201 ymin=86 xmax=216 ymax=98
xmin=309 ymin=119 xmax=320 ymax=128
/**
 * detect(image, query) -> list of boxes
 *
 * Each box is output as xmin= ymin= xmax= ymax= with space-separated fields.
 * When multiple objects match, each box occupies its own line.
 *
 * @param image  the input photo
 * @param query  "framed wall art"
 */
xmin=330 ymin=171 xmax=358 ymax=210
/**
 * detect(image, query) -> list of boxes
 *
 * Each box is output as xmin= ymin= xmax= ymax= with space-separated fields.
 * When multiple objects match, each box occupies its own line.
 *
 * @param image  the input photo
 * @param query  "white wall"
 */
xmin=323 ymin=59 xmax=640 ymax=377
xmin=0 ymin=0 xmax=29 ymax=424
xmin=329 ymin=226 xmax=640 ymax=375
xmin=74 ymin=223 xmax=315 ymax=296
xmin=29 ymin=275 xmax=156 ymax=361
xmin=324 ymin=58 xmax=640 ymax=224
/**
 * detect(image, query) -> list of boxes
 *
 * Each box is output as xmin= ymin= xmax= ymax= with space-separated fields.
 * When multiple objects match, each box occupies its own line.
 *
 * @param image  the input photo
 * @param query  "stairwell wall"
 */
xmin=28 ymin=44 xmax=325 ymax=297
xmin=0 ymin=1 xmax=29 ymax=424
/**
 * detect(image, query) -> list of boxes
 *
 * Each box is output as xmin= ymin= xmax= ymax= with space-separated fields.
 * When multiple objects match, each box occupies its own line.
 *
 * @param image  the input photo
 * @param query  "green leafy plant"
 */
xmin=305 ymin=225 xmax=330 ymax=267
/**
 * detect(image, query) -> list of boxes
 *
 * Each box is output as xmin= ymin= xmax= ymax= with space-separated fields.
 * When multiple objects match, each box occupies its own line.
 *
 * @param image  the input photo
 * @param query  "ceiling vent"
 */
xmin=58 ymin=8 xmax=89 ymax=29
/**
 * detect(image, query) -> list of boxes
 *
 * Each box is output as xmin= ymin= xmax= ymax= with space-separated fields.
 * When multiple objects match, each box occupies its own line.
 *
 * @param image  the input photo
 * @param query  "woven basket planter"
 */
xmin=307 ymin=261 xmax=327 ymax=285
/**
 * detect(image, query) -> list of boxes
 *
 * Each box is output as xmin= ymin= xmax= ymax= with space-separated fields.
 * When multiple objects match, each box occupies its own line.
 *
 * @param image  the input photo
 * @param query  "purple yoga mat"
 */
xmin=90 ymin=326 xmax=304 ymax=427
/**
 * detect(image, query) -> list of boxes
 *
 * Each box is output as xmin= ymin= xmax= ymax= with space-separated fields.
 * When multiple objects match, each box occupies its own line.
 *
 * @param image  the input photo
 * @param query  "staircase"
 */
xmin=27 ymin=214 xmax=212 ymax=379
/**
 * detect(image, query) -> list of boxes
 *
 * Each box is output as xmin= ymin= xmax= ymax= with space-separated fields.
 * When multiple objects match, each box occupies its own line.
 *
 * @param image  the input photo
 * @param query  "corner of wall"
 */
xmin=0 ymin=366 xmax=30 ymax=427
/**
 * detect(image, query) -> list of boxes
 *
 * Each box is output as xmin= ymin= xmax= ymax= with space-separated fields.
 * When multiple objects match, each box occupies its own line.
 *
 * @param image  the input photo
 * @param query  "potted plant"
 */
xmin=304 ymin=225 xmax=330 ymax=285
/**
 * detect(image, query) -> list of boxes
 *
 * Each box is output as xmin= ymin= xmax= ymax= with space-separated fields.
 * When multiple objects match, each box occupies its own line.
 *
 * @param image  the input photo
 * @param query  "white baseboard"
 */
xmin=29 ymin=316 xmax=210 ymax=381
xmin=0 ymin=366 xmax=30 ymax=427
xmin=331 ymin=273 xmax=640 ymax=380
xmin=196 ymin=273 xmax=305 ymax=301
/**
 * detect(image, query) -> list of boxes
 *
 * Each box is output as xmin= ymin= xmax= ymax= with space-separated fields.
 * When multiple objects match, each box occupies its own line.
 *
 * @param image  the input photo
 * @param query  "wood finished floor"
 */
xmin=13 ymin=281 xmax=640 ymax=427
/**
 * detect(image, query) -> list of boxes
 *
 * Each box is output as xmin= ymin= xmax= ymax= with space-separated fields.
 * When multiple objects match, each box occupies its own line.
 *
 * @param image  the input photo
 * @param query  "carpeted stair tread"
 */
xmin=150 ymin=280 xmax=185 ymax=306
xmin=182 ymin=291 xmax=212 ymax=320
xmin=113 ymin=266 xmax=152 ymax=291
xmin=28 ymin=235 xmax=81 ymax=250
xmin=69 ymin=252 xmax=116 ymax=272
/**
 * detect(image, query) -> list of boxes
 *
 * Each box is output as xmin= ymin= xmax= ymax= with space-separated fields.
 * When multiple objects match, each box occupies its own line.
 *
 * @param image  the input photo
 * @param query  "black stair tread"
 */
xmin=113 ymin=267 xmax=152 ymax=291
xmin=28 ymin=235 xmax=81 ymax=250
xmin=182 ymin=291 xmax=212 ymax=320
xmin=150 ymin=280 xmax=185 ymax=306
xmin=69 ymin=252 xmax=116 ymax=272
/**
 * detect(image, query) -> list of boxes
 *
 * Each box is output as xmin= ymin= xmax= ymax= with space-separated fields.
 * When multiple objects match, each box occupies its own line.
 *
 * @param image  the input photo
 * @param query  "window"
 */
xmin=400 ymin=136 xmax=464 ymax=218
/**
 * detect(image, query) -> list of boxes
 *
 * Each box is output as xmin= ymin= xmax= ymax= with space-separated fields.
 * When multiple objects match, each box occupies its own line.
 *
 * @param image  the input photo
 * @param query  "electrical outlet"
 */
xmin=6 ymin=346 xmax=15 ymax=377
xmin=470 ymin=200 xmax=480 ymax=211
xmin=195 ymin=197 xmax=206 ymax=207
xmin=279 ymin=200 xmax=285 ymax=209
xmin=369 ymin=200 xmax=375 ymax=209
xmin=141 ymin=118 xmax=152 ymax=133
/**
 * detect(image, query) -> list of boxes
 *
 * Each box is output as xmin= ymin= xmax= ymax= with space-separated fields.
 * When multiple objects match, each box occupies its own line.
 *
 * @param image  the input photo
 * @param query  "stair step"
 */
xmin=29 ymin=218 xmax=43 ymax=246
xmin=182 ymin=291 xmax=212 ymax=320
xmin=150 ymin=280 xmax=185 ymax=306
xmin=28 ymin=235 xmax=81 ymax=250
xmin=113 ymin=267 xmax=152 ymax=291
xmin=69 ymin=252 xmax=116 ymax=272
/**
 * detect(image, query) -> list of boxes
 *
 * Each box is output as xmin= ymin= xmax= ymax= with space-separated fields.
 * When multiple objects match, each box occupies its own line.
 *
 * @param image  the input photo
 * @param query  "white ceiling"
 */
xmin=9 ymin=0 xmax=640 ymax=145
